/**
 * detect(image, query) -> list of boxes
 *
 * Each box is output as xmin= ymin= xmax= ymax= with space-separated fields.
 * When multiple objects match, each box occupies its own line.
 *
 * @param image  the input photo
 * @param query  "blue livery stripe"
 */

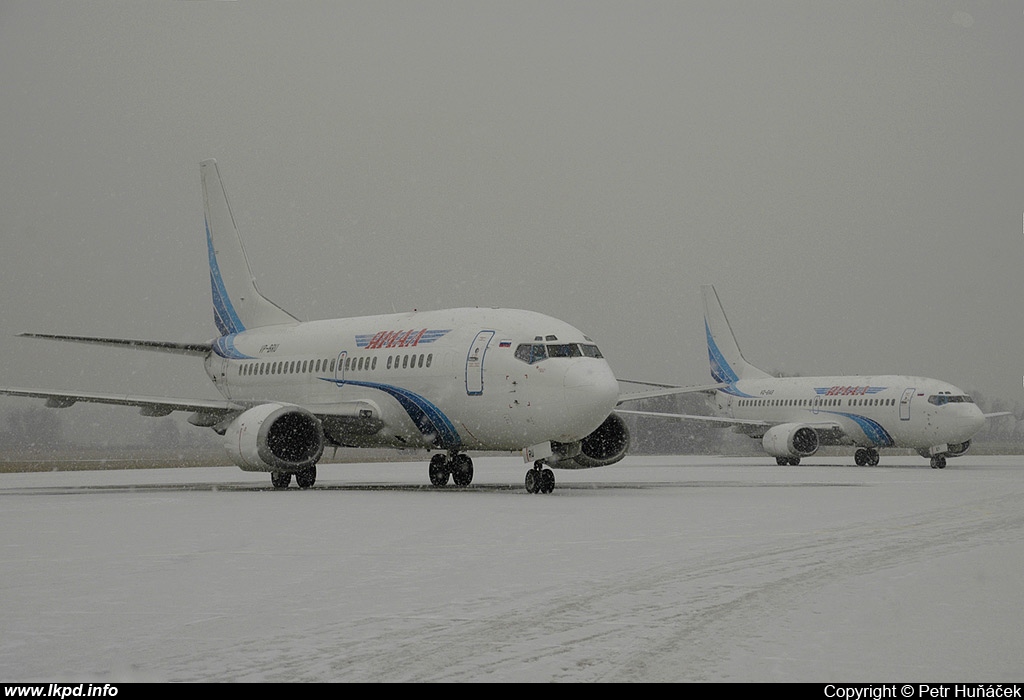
xmin=206 ymin=218 xmax=245 ymax=336
xmin=323 ymin=378 xmax=462 ymax=449
xmin=212 ymin=334 xmax=254 ymax=360
xmin=719 ymin=384 xmax=757 ymax=398
xmin=706 ymin=320 xmax=740 ymax=384
xmin=822 ymin=411 xmax=895 ymax=447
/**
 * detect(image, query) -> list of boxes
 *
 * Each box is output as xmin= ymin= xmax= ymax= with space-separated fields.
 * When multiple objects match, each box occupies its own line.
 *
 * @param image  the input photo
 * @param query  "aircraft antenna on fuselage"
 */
xmin=201 ymin=159 xmax=299 ymax=335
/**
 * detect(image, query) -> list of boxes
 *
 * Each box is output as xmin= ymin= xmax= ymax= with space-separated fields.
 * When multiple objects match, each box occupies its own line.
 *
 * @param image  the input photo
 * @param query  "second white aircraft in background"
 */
xmin=620 ymin=285 xmax=999 ymax=469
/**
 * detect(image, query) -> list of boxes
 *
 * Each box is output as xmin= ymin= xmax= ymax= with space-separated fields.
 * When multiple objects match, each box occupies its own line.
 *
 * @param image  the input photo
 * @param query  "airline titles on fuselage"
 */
xmin=357 ymin=329 xmax=451 ymax=350
xmin=815 ymin=386 xmax=886 ymax=396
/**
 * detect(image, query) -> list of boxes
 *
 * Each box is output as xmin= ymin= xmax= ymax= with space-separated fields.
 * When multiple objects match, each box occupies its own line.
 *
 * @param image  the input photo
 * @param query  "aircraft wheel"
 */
xmin=931 ymin=456 xmax=947 ymax=469
xmin=854 ymin=449 xmax=868 ymax=466
xmin=776 ymin=457 xmax=788 ymax=466
xmin=539 ymin=468 xmax=555 ymax=494
xmin=428 ymin=454 xmax=450 ymax=487
xmin=525 ymin=469 xmax=540 ymax=494
xmin=866 ymin=449 xmax=880 ymax=467
xmin=295 ymin=465 xmax=317 ymax=489
xmin=271 ymin=471 xmax=292 ymax=489
xmin=451 ymin=454 xmax=474 ymax=487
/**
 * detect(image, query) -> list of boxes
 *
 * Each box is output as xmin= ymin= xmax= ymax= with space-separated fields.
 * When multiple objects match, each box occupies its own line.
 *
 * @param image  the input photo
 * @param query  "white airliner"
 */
xmin=0 ymin=159 xmax=630 ymax=492
xmin=620 ymin=285 xmax=994 ymax=469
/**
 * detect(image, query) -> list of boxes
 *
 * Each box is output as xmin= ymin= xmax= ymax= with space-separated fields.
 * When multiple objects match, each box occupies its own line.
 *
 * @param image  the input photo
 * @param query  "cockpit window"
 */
xmin=514 ymin=343 xmax=547 ymax=364
xmin=514 ymin=342 xmax=603 ymax=364
xmin=546 ymin=344 xmax=582 ymax=358
xmin=927 ymin=394 xmax=975 ymax=406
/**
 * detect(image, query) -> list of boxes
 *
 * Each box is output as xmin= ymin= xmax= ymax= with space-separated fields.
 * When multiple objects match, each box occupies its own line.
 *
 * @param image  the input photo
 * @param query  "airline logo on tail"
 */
xmin=207 ymin=219 xmax=245 ymax=336
xmin=706 ymin=321 xmax=740 ymax=384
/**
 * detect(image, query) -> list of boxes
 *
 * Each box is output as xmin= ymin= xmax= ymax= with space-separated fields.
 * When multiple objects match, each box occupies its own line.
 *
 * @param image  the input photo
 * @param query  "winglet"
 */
xmin=201 ymin=159 xmax=298 ymax=335
xmin=701 ymin=285 xmax=770 ymax=382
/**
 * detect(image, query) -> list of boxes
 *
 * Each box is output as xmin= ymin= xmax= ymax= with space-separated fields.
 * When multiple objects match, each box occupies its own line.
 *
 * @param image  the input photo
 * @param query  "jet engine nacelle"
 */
xmin=918 ymin=440 xmax=971 ymax=459
xmin=762 ymin=422 xmax=819 ymax=459
xmin=946 ymin=440 xmax=971 ymax=457
xmin=561 ymin=413 xmax=631 ymax=469
xmin=224 ymin=403 xmax=324 ymax=473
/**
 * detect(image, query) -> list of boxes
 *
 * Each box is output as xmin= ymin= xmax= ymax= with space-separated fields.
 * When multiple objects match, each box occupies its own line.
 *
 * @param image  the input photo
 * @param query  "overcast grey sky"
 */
xmin=1 ymin=2 xmax=1022 ymax=421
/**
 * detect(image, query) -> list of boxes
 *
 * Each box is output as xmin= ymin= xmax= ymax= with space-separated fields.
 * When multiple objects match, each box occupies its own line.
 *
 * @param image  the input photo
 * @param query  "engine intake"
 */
xmin=762 ymin=422 xmax=819 ymax=459
xmin=946 ymin=440 xmax=971 ymax=457
xmin=561 ymin=413 xmax=630 ymax=469
xmin=224 ymin=403 xmax=324 ymax=473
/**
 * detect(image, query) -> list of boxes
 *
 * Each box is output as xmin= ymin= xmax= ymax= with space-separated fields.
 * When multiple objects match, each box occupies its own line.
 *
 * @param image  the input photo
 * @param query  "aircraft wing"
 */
xmin=0 ymin=387 xmax=241 ymax=416
xmin=615 ymin=408 xmax=770 ymax=427
xmin=18 ymin=333 xmax=212 ymax=357
xmin=0 ymin=387 xmax=389 ymax=439
xmin=616 ymin=381 xmax=726 ymax=405
xmin=616 ymin=409 xmax=846 ymax=440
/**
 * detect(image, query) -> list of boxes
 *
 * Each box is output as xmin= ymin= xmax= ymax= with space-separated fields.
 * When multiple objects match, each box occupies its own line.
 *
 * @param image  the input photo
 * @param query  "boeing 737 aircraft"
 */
xmin=619 ymin=285 xmax=995 ymax=469
xmin=0 ymin=160 xmax=630 ymax=492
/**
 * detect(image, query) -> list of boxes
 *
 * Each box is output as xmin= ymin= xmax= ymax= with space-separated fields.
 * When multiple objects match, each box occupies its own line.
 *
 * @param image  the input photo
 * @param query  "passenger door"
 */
xmin=899 ymin=387 xmax=915 ymax=421
xmin=465 ymin=330 xmax=495 ymax=396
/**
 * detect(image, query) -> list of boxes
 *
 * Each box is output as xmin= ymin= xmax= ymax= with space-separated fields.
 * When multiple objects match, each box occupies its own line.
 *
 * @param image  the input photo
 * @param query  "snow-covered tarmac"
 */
xmin=1 ymin=455 xmax=1021 ymax=682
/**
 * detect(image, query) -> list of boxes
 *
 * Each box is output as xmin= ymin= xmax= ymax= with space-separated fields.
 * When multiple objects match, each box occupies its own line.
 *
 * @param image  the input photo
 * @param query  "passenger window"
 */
xmin=426 ymin=353 xmax=432 ymax=368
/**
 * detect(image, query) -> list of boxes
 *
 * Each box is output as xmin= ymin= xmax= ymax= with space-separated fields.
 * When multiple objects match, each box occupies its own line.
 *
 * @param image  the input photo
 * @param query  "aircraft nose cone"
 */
xmin=948 ymin=403 xmax=987 ymax=443
xmin=966 ymin=405 xmax=986 ymax=435
xmin=564 ymin=360 xmax=619 ymax=414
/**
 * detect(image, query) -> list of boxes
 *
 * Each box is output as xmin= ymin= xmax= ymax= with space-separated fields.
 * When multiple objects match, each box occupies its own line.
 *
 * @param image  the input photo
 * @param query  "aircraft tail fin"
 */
xmin=201 ymin=159 xmax=298 ymax=335
xmin=701 ymin=285 xmax=771 ymax=383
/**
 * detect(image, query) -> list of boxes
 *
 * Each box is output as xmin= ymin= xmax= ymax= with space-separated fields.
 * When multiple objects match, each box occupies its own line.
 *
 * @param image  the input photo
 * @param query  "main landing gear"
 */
xmin=854 ymin=448 xmax=880 ymax=466
xmin=270 ymin=465 xmax=317 ymax=489
xmin=429 ymin=452 xmax=475 ymax=487
xmin=525 ymin=461 xmax=555 ymax=494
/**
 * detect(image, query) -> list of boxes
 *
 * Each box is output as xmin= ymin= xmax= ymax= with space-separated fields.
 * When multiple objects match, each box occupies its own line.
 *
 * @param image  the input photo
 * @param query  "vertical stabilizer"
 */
xmin=201 ymin=159 xmax=298 ymax=334
xmin=701 ymin=285 xmax=771 ymax=383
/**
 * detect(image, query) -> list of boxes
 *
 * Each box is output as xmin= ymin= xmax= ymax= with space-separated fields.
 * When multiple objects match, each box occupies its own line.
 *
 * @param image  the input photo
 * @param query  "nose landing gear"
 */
xmin=525 ymin=461 xmax=555 ymax=494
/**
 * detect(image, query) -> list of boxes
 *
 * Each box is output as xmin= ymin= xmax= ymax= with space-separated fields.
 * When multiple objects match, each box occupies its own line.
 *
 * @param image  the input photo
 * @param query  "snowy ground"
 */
xmin=1 ymin=454 xmax=1022 ymax=683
